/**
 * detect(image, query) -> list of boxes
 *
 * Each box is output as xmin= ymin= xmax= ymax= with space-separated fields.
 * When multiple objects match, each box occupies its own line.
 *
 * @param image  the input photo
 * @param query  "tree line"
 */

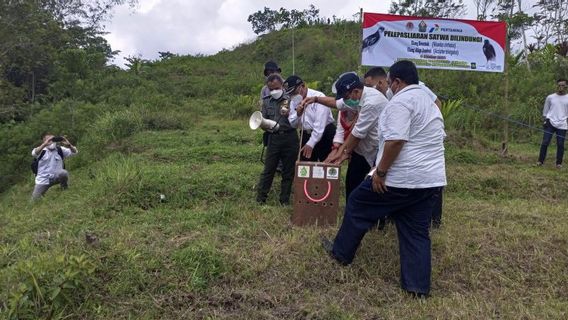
xmin=0 ymin=0 xmax=136 ymax=123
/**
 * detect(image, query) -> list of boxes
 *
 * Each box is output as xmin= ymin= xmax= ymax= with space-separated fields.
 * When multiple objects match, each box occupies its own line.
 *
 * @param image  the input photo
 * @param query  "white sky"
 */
xmin=103 ymin=0 xmax=537 ymax=67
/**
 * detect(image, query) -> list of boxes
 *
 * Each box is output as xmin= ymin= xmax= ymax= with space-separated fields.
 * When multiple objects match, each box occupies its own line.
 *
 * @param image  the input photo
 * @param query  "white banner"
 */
xmin=362 ymin=13 xmax=507 ymax=73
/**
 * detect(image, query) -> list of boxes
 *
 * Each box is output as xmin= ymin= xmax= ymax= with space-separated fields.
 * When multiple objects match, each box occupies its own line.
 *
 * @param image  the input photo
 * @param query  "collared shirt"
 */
xmin=336 ymin=86 xmax=388 ymax=167
xmin=419 ymin=81 xmax=437 ymax=102
xmin=543 ymin=93 xmax=568 ymax=130
xmin=261 ymin=95 xmax=295 ymax=132
xmin=32 ymin=146 xmax=77 ymax=185
xmin=289 ymin=88 xmax=335 ymax=148
xmin=373 ymin=84 xmax=447 ymax=188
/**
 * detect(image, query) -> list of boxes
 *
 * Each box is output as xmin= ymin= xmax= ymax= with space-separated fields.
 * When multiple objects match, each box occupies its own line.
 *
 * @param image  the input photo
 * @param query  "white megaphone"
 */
xmin=249 ymin=111 xmax=280 ymax=133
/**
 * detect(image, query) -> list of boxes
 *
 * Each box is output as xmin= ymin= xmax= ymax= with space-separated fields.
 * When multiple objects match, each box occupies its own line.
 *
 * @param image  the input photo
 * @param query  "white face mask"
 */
xmin=270 ymin=89 xmax=283 ymax=100
xmin=386 ymin=87 xmax=394 ymax=100
xmin=47 ymin=143 xmax=57 ymax=150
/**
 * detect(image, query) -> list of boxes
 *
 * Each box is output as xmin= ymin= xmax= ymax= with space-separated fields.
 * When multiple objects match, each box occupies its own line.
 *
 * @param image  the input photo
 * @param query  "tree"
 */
xmin=0 ymin=0 xmax=137 ymax=122
xmin=473 ymin=0 xmax=496 ymax=20
xmin=247 ymin=5 xmax=323 ymax=35
xmin=389 ymin=0 xmax=467 ymax=18
xmin=531 ymin=0 xmax=568 ymax=47
xmin=247 ymin=7 xmax=278 ymax=35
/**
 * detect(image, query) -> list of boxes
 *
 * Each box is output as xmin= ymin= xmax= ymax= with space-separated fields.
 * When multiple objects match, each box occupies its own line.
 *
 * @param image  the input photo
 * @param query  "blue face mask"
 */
xmin=344 ymin=99 xmax=360 ymax=108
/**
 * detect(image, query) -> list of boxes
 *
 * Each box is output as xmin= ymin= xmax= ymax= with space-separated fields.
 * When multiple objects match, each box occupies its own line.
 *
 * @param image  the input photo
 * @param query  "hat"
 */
xmin=333 ymin=72 xmax=361 ymax=100
xmin=284 ymin=75 xmax=303 ymax=94
xmin=264 ymin=61 xmax=281 ymax=77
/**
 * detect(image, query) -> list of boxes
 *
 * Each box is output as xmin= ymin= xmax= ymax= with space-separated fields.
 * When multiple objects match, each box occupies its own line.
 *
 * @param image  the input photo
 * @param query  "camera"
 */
xmin=51 ymin=136 xmax=64 ymax=142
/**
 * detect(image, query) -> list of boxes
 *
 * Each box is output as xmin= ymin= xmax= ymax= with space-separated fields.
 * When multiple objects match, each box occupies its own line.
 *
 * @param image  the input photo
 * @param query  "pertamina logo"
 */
xmin=428 ymin=24 xmax=440 ymax=33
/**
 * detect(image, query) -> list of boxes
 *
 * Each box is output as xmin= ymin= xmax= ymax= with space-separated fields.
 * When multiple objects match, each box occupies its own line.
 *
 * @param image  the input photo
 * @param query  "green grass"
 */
xmin=1 ymin=116 xmax=568 ymax=319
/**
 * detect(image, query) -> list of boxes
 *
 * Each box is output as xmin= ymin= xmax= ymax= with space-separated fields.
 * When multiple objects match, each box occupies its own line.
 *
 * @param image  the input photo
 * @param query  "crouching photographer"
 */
xmin=31 ymin=133 xmax=78 ymax=200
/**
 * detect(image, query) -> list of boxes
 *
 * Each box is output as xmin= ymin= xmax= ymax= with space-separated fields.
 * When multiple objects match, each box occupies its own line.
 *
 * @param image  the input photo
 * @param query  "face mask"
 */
xmin=344 ymin=99 xmax=360 ymax=108
xmin=47 ymin=143 xmax=57 ymax=150
xmin=270 ymin=89 xmax=283 ymax=100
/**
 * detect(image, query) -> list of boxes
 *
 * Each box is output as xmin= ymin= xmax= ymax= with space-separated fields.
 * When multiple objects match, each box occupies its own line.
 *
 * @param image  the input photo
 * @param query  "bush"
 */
xmin=4 ymin=254 xmax=95 ymax=320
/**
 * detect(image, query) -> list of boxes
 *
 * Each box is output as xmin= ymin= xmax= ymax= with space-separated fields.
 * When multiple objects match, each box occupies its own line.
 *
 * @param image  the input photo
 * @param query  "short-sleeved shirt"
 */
xmin=32 ymin=146 xmax=76 ymax=185
xmin=373 ymin=84 xmax=447 ymax=188
xmin=336 ymin=87 xmax=388 ymax=166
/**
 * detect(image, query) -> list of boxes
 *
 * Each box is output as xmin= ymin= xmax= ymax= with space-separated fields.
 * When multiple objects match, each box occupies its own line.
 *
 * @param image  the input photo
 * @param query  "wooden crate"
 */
xmin=291 ymin=161 xmax=341 ymax=226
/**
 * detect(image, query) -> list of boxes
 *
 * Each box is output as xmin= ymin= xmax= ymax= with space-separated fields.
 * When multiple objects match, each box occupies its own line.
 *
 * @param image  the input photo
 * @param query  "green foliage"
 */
xmin=5 ymin=254 xmax=95 ymax=320
xmin=441 ymin=99 xmax=462 ymax=121
xmin=247 ymin=4 xmax=324 ymax=35
xmin=390 ymin=0 xmax=467 ymax=18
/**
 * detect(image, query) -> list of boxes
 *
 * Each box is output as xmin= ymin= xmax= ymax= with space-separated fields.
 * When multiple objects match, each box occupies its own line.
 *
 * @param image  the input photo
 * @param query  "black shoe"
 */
xmin=320 ymin=237 xmax=349 ymax=266
xmin=279 ymin=200 xmax=290 ymax=206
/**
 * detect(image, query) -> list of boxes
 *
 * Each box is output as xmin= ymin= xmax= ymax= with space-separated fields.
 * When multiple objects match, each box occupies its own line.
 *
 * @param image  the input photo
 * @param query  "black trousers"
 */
xmin=300 ymin=123 xmax=336 ymax=162
xmin=431 ymin=187 xmax=444 ymax=227
xmin=257 ymin=131 xmax=299 ymax=204
xmin=345 ymin=151 xmax=371 ymax=199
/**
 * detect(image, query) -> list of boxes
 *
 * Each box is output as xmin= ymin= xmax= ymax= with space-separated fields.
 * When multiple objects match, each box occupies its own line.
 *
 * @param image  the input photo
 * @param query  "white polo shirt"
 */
xmin=337 ymin=86 xmax=388 ymax=167
xmin=373 ymin=84 xmax=447 ymax=188
xmin=543 ymin=93 xmax=568 ymax=130
xmin=32 ymin=146 xmax=76 ymax=185
xmin=289 ymin=88 xmax=335 ymax=148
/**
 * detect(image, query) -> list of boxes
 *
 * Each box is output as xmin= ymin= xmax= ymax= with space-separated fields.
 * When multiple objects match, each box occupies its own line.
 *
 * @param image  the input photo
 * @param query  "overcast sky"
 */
xmin=103 ymin=0 xmax=536 ymax=67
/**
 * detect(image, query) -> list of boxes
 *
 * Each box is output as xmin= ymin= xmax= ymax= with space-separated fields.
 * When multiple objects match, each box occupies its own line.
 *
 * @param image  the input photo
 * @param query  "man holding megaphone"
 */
xmin=255 ymin=74 xmax=299 ymax=205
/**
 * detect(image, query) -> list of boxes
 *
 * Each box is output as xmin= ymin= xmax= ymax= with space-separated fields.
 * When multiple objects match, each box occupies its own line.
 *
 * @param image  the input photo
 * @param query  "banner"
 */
xmin=362 ymin=13 xmax=507 ymax=73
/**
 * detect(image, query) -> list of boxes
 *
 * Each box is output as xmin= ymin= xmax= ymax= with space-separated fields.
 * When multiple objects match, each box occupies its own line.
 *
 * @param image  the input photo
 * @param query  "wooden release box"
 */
xmin=291 ymin=161 xmax=341 ymax=226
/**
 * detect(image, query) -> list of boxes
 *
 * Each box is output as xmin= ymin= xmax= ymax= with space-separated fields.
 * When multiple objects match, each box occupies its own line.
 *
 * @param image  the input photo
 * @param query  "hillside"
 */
xmin=1 ymin=23 xmax=568 ymax=319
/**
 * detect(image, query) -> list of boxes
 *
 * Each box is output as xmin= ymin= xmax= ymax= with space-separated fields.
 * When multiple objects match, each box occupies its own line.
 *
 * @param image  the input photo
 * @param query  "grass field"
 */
xmin=1 ymin=114 xmax=568 ymax=319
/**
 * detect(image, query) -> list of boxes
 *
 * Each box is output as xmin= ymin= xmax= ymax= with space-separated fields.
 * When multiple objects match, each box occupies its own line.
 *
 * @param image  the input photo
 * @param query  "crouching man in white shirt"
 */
xmin=285 ymin=75 xmax=336 ymax=162
xmin=322 ymin=61 xmax=447 ymax=298
xmin=31 ymin=133 xmax=78 ymax=200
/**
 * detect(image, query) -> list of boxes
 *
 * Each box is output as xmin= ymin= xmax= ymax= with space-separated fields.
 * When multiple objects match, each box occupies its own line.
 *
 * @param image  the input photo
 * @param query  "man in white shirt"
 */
xmin=322 ymin=61 xmax=446 ymax=298
xmin=285 ymin=75 xmax=336 ymax=161
xmin=537 ymin=78 xmax=568 ymax=168
xmin=31 ymin=133 xmax=78 ymax=200
xmin=298 ymin=72 xmax=388 ymax=199
xmin=363 ymin=67 xmax=444 ymax=228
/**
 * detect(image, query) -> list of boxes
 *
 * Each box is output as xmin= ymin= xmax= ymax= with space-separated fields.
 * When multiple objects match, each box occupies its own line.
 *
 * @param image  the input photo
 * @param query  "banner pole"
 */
xmin=502 ymin=37 xmax=510 ymax=156
xmin=359 ymin=8 xmax=363 ymax=72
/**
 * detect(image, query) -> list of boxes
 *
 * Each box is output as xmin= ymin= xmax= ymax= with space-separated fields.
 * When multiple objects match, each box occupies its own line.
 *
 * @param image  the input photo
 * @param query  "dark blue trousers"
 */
xmin=538 ymin=120 xmax=566 ymax=165
xmin=332 ymin=177 xmax=441 ymax=295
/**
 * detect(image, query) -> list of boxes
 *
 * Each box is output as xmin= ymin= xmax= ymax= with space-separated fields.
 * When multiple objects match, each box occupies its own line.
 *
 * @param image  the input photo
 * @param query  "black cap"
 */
xmin=284 ymin=75 xmax=303 ymax=94
xmin=264 ymin=61 xmax=281 ymax=77
xmin=334 ymin=72 xmax=361 ymax=100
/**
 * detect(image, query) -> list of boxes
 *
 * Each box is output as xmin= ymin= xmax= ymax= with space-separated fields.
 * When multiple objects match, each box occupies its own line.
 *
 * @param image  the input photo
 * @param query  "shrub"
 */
xmin=5 ymin=254 xmax=96 ymax=320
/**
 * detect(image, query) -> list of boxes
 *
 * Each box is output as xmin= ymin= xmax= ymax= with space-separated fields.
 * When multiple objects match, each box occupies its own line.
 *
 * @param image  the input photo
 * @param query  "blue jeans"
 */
xmin=538 ymin=120 xmax=566 ymax=165
xmin=332 ymin=177 xmax=441 ymax=294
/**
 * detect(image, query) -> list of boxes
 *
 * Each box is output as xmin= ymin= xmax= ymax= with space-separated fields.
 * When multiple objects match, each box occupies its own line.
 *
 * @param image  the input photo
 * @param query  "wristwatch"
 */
xmin=375 ymin=170 xmax=387 ymax=178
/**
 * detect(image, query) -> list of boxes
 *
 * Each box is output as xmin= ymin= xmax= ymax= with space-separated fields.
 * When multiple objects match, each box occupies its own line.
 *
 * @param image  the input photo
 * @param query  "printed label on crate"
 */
xmin=298 ymin=165 xmax=310 ymax=178
xmin=326 ymin=167 xmax=339 ymax=179
xmin=312 ymin=166 xmax=325 ymax=179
